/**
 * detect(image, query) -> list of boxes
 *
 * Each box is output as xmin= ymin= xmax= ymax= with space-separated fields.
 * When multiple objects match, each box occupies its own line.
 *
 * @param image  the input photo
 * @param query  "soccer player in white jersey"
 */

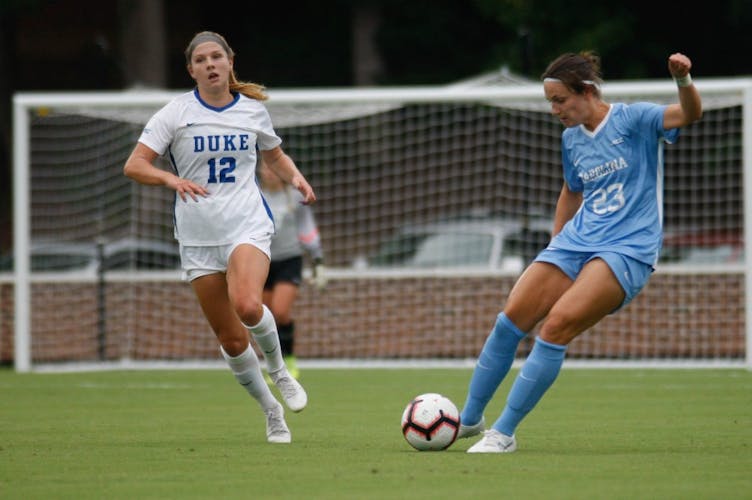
xmin=258 ymin=159 xmax=327 ymax=380
xmin=124 ymin=31 xmax=313 ymax=444
xmin=457 ymin=51 xmax=703 ymax=453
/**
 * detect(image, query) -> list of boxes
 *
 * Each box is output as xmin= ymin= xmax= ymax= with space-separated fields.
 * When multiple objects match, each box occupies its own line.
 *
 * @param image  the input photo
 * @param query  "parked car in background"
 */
xmin=361 ymin=213 xmax=552 ymax=272
xmin=659 ymin=230 xmax=744 ymax=265
xmin=0 ymin=238 xmax=181 ymax=273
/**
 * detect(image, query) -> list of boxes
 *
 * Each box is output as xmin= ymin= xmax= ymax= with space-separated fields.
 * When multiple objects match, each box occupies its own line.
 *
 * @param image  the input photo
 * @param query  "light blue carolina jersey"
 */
xmin=551 ymin=102 xmax=679 ymax=266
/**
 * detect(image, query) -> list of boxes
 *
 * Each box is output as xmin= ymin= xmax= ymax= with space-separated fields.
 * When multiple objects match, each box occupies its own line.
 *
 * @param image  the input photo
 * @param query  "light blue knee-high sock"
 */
xmin=494 ymin=336 xmax=567 ymax=436
xmin=460 ymin=313 xmax=527 ymax=425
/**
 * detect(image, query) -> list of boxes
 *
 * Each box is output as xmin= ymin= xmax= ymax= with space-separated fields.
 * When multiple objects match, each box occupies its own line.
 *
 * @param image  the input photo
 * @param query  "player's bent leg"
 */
xmin=220 ymin=343 xmax=295 ymax=442
xmin=220 ymin=344 xmax=279 ymax=406
xmin=460 ymin=313 xmax=526 ymax=427
xmin=494 ymin=337 xmax=567 ymax=438
xmin=249 ymin=309 xmax=307 ymax=411
xmin=247 ymin=305 xmax=286 ymax=374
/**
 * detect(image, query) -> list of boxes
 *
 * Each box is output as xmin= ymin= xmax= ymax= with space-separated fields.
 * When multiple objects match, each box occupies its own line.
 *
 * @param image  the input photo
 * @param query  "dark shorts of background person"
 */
xmin=264 ymin=256 xmax=303 ymax=289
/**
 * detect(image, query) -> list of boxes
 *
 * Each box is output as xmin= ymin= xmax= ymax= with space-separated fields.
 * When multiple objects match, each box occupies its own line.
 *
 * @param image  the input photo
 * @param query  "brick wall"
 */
xmin=0 ymin=273 xmax=744 ymax=365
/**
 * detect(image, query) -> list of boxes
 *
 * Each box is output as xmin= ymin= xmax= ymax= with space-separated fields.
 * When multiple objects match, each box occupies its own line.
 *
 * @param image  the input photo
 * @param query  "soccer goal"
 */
xmin=7 ymin=78 xmax=752 ymax=372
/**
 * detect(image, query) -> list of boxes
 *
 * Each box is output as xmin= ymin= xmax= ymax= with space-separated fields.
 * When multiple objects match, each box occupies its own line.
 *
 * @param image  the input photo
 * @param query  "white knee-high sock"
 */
xmin=245 ymin=305 xmax=285 ymax=374
xmin=220 ymin=344 xmax=278 ymax=410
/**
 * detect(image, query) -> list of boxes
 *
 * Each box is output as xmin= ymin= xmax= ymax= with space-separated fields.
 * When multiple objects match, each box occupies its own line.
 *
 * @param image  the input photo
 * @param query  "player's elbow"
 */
xmin=123 ymin=159 xmax=143 ymax=180
xmin=123 ymin=159 xmax=135 ymax=178
xmin=684 ymin=105 xmax=703 ymax=124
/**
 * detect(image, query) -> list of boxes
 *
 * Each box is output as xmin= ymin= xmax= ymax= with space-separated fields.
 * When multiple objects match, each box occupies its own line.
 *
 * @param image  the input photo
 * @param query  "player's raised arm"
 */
xmin=663 ymin=52 xmax=702 ymax=129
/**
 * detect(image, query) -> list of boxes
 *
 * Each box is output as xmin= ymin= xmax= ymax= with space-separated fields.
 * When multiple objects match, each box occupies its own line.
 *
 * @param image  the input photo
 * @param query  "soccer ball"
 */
xmin=401 ymin=392 xmax=461 ymax=451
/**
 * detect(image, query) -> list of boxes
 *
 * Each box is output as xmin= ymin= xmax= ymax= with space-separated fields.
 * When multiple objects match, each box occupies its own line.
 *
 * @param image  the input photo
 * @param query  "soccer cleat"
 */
xmin=466 ymin=429 xmax=517 ymax=453
xmin=457 ymin=416 xmax=485 ymax=439
xmin=270 ymin=368 xmax=308 ymax=412
xmin=264 ymin=402 xmax=291 ymax=443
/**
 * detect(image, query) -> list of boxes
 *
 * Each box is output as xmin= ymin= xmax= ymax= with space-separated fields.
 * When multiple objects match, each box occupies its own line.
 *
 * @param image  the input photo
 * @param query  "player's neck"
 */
xmin=584 ymin=102 xmax=610 ymax=131
xmin=197 ymin=86 xmax=234 ymax=108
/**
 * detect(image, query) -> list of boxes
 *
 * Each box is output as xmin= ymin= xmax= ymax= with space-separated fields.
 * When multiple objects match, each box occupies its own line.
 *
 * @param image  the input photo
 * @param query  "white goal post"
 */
xmin=7 ymin=78 xmax=752 ymax=372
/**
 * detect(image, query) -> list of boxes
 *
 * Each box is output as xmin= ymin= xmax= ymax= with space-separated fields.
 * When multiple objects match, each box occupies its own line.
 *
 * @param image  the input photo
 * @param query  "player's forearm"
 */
xmin=124 ymin=156 xmax=173 ymax=187
xmin=677 ymin=84 xmax=702 ymax=124
xmin=262 ymin=149 xmax=299 ymax=184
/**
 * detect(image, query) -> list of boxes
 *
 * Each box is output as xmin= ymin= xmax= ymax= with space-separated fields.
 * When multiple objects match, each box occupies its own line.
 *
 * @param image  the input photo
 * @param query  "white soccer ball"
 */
xmin=401 ymin=392 xmax=461 ymax=451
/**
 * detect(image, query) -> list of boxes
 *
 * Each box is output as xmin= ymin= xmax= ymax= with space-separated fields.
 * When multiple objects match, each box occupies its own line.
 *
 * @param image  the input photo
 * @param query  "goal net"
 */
xmin=6 ymin=80 xmax=752 ymax=371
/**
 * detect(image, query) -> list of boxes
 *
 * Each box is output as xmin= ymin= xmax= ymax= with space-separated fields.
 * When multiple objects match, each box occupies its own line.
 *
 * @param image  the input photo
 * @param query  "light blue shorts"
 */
xmin=179 ymin=233 xmax=272 ymax=282
xmin=534 ymin=248 xmax=653 ymax=310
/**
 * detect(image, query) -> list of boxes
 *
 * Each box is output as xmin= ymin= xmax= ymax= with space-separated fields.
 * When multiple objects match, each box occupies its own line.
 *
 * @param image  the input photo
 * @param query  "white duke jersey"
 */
xmin=138 ymin=89 xmax=281 ymax=245
xmin=551 ymin=102 xmax=679 ymax=266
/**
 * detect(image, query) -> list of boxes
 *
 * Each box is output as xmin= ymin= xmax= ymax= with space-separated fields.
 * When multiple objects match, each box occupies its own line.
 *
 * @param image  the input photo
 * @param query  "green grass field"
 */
xmin=1 ymin=367 xmax=750 ymax=499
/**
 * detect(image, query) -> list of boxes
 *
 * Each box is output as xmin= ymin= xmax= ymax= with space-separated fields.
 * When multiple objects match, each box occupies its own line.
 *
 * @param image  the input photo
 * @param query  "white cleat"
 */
xmin=270 ymin=368 xmax=308 ymax=412
xmin=466 ymin=429 xmax=517 ymax=453
xmin=457 ymin=416 xmax=485 ymax=439
xmin=264 ymin=402 xmax=291 ymax=443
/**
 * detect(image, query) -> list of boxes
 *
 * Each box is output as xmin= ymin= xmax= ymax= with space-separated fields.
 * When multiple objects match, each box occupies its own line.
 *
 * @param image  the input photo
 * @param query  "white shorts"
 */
xmin=180 ymin=233 xmax=272 ymax=282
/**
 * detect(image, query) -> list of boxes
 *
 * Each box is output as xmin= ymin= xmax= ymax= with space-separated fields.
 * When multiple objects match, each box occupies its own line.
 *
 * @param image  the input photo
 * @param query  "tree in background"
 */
xmin=2 ymin=0 xmax=752 ymax=252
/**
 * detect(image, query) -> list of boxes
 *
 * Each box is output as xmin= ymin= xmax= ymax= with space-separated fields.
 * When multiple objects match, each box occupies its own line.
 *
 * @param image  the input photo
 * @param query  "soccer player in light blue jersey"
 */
xmin=458 ymin=51 xmax=703 ymax=453
xmin=124 ymin=31 xmax=313 ymax=444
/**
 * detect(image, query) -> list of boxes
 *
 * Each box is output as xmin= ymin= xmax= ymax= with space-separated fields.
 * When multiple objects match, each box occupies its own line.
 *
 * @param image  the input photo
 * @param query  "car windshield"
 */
xmin=660 ymin=231 xmax=743 ymax=264
xmin=661 ymin=244 xmax=742 ymax=264
xmin=31 ymin=252 xmax=93 ymax=271
xmin=368 ymin=230 xmax=495 ymax=268
xmin=104 ymin=246 xmax=181 ymax=270
xmin=366 ymin=216 xmax=552 ymax=270
xmin=368 ymin=233 xmax=428 ymax=267
xmin=0 ymin=239 xmax=180 ymax=272
xmin=410 ymin=232 xmax=494 ymax=267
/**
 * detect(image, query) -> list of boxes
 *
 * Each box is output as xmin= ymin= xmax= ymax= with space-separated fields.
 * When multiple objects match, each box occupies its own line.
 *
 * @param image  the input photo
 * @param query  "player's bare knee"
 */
xmin=235 ymin=299 xmax=264 ymax=326
xmin=539 ymin=311 xmax=578 ymax=345
xmin=220 ymin=336 xmax=249 ymax=357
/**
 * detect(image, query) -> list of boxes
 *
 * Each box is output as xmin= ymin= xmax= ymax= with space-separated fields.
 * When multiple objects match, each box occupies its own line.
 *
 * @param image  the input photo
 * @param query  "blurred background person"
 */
xmin=258 ymin=159 xmax=327 ymax=380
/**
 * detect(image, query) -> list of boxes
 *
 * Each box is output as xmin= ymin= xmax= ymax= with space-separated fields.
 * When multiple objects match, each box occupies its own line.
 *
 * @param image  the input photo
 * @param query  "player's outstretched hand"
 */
xmin=292 ymin=175 xmax=316 ymax=205
xmin=169 ymin=176 xmax=209 ymax=202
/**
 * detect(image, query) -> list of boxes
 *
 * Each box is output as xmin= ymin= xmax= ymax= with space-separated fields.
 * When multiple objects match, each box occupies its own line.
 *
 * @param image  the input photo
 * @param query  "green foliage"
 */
xmin=376 ymin=0 xmax=514 ymax=84
xmin=1 ymin=368 xmax=750 ymax=499
xmin=377 ymin=0 xmax=752 ymax=81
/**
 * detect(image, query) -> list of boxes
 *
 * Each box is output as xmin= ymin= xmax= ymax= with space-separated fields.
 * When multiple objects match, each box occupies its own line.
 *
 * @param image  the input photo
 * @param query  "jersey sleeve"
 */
xmin=630 ymin=102 xmax=680 ymax=144
xmin=254 ymin=104 xmax=283 ymax=151
xmin=138 ymin=101 xmax=177 ymax=156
